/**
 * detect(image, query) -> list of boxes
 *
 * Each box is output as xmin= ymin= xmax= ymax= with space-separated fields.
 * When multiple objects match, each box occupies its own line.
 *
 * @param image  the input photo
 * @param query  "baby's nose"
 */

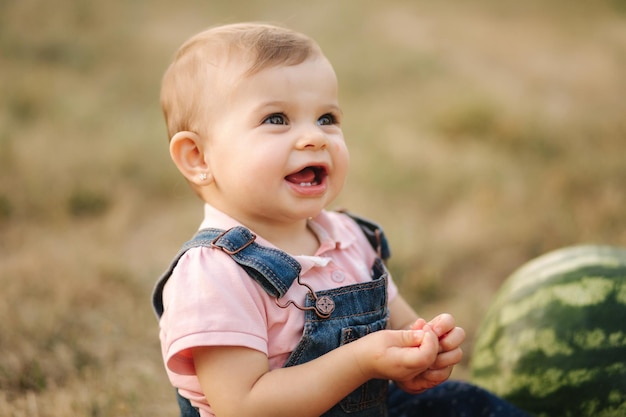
xmin=296 ymin=128 xmax=328 ymax=150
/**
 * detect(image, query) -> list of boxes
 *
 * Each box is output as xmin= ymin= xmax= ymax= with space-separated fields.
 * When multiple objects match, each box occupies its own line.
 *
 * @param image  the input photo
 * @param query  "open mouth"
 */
xmin=285 ymin=166 xmax=327 ymax=187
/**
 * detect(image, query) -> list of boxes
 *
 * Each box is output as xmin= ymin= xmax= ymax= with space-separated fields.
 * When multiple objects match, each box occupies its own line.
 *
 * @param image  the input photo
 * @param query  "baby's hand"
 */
xmin=397 ymin=314 xmax=465 ymax=394
xmin=410 ymin=314 xmax=465 ymax=356
xmin=355 ymin=325 xmax=439 ymax=383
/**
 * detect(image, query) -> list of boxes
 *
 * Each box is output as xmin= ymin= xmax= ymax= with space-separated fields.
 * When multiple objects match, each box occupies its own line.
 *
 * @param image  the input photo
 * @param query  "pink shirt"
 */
xmin=159 ymin=204 xmax=399 ymax=415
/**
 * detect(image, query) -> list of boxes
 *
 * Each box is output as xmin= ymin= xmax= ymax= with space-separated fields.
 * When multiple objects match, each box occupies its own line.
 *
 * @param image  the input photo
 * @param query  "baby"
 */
xmin=153 ymin=22 xmax=530 ymax=417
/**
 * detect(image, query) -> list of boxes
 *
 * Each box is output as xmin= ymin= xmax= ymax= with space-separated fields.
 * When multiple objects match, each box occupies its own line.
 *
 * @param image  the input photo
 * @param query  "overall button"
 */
xmin=331 ymin=270 xmax=345 ymax=282
xmin=315 ymin=296 xmax=335 ymax=317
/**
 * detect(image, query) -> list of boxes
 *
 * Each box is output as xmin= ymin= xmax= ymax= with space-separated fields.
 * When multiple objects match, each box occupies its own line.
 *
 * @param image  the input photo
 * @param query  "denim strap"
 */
xmin=209 ymin=226 xmax=302 ymax=297
xmin=152 ymin=227 xmax=301 ymax=318
xmin=340 ymin=210 xmax=390 ymax=260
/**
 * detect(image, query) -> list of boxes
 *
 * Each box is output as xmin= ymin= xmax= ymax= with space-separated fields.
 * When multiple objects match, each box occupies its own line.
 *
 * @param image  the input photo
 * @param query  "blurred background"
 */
xmin=1 ymin=0 xmax=625 ymax=415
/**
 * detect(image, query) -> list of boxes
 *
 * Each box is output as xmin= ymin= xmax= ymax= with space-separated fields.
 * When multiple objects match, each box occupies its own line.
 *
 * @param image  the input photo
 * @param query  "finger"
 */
xmin=421 ymin=366 xmax=454 ymax=383
xmin=410 ymin=328 xmax=439 ymax=361
xmin=409 ymin=318 xmax=427 ymax=331
xmin=438 ymin=326 xmax=466 ymax=352
xmin=400 ymin=328 xmax=425 ymax=348
xmin=428 ymin=313 xmax=455 ymax=338
xmin=420 ymin=327 xmax=439 ymax=351
xmin=403 ymin=325 xmax=437 ymax=349
xmin=400 ymin=328 xmax=439 ymax=371
xmin=432 ymin=347 xmax=463 ymax=369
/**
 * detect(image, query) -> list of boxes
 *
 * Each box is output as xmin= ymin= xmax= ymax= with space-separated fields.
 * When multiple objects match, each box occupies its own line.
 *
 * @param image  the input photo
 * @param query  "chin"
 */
xmin=287 ymin=206 xmax=325 ymax=221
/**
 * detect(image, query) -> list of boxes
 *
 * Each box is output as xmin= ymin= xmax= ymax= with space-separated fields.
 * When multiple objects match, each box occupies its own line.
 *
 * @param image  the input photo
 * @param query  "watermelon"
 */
xmin=470 ymin=245 xmax=626 ymax=417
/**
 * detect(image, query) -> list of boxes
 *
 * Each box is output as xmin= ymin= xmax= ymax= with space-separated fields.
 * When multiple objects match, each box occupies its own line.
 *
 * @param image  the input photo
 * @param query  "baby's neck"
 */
xmin=260 ymin=221 xmax=320 ymax=256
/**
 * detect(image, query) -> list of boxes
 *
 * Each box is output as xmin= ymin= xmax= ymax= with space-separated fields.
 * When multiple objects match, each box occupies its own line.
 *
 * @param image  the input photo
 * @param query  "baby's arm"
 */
xmin=388 ymin=296 xmax=466 ymax=394
xmin=193 ymin=326 xmax=439 ymax=417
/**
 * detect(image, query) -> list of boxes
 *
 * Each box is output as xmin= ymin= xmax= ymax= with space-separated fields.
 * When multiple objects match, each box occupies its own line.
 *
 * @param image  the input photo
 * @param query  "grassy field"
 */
xmin=1 ymin=0 xmax=625 ymax=415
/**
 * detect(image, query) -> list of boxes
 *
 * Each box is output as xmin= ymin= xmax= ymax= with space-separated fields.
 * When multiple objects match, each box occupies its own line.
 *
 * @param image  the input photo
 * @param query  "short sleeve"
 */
xmin=159 ymin=246 xmax=271 ymax=375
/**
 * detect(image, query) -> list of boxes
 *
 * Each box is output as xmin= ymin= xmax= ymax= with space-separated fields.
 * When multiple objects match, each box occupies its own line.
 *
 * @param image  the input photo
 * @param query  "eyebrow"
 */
xmin=254 ymin=100 xmax=343 ymax=114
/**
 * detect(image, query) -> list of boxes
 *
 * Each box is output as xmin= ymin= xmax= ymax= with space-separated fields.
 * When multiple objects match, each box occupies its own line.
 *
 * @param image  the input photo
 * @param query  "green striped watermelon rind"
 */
xmin=470 ymin=245 xmax=626 ymax=417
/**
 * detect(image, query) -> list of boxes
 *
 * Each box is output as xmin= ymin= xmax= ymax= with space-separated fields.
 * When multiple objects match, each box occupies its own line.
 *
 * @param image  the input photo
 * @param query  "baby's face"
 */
xmin=201 ymin=55 xmax=350 ymax=229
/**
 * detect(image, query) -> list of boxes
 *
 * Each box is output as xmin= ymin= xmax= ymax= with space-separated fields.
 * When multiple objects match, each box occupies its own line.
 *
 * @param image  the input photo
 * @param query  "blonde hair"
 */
xmin=160 ymin=23 xmax=321 ymax=139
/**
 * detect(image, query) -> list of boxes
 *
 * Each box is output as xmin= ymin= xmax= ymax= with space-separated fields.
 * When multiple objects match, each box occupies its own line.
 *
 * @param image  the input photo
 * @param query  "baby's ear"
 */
xmin=169 ymin=131 xmax=212 ymax=185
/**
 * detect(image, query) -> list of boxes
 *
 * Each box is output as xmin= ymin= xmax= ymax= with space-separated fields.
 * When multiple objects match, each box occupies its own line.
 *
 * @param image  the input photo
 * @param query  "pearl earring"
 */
xmin=199 ymin=173 xmax=208 ymax=181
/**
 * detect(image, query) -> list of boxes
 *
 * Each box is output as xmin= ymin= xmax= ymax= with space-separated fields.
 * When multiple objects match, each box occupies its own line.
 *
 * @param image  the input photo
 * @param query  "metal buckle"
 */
xmin=275 ymin=276 xmax=335 ymax=319
xmin=210 ymin=228 xmax=256 ymax=255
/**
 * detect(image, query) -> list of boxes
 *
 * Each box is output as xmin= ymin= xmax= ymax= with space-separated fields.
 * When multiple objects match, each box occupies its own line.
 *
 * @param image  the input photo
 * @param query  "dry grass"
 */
xmin=1 ymin=0 xmax=625 ymax=415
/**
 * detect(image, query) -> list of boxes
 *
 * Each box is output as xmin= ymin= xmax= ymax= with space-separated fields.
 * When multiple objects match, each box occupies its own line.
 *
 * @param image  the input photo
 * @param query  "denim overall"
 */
xmin=283 ymin=256 xmax=390 ymax=416
xmin=152 ymin=213 xmax=531 ymax=417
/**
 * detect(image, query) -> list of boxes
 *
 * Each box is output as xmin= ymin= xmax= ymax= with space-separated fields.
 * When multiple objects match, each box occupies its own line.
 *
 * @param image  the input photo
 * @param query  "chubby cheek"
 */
xmin=334 ymin=141 xmax=350 ymax=168
xmin=333 ymin=141 xmax=347 ymax=154
xmin=332 ymin=143 xmax=350 ymax=187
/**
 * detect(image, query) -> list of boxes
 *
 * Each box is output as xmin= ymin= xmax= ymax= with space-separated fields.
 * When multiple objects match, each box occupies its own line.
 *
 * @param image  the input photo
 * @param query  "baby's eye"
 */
xmin=317 ymin=113 xmax=337 ymax=126
xmin=263 ymin=113 xmax=288 ymax=125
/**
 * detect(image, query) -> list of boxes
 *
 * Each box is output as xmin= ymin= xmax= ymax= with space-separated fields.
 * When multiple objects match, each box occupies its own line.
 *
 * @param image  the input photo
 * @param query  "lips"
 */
xmin=285 ymin=166 xmax=327 ymax=187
